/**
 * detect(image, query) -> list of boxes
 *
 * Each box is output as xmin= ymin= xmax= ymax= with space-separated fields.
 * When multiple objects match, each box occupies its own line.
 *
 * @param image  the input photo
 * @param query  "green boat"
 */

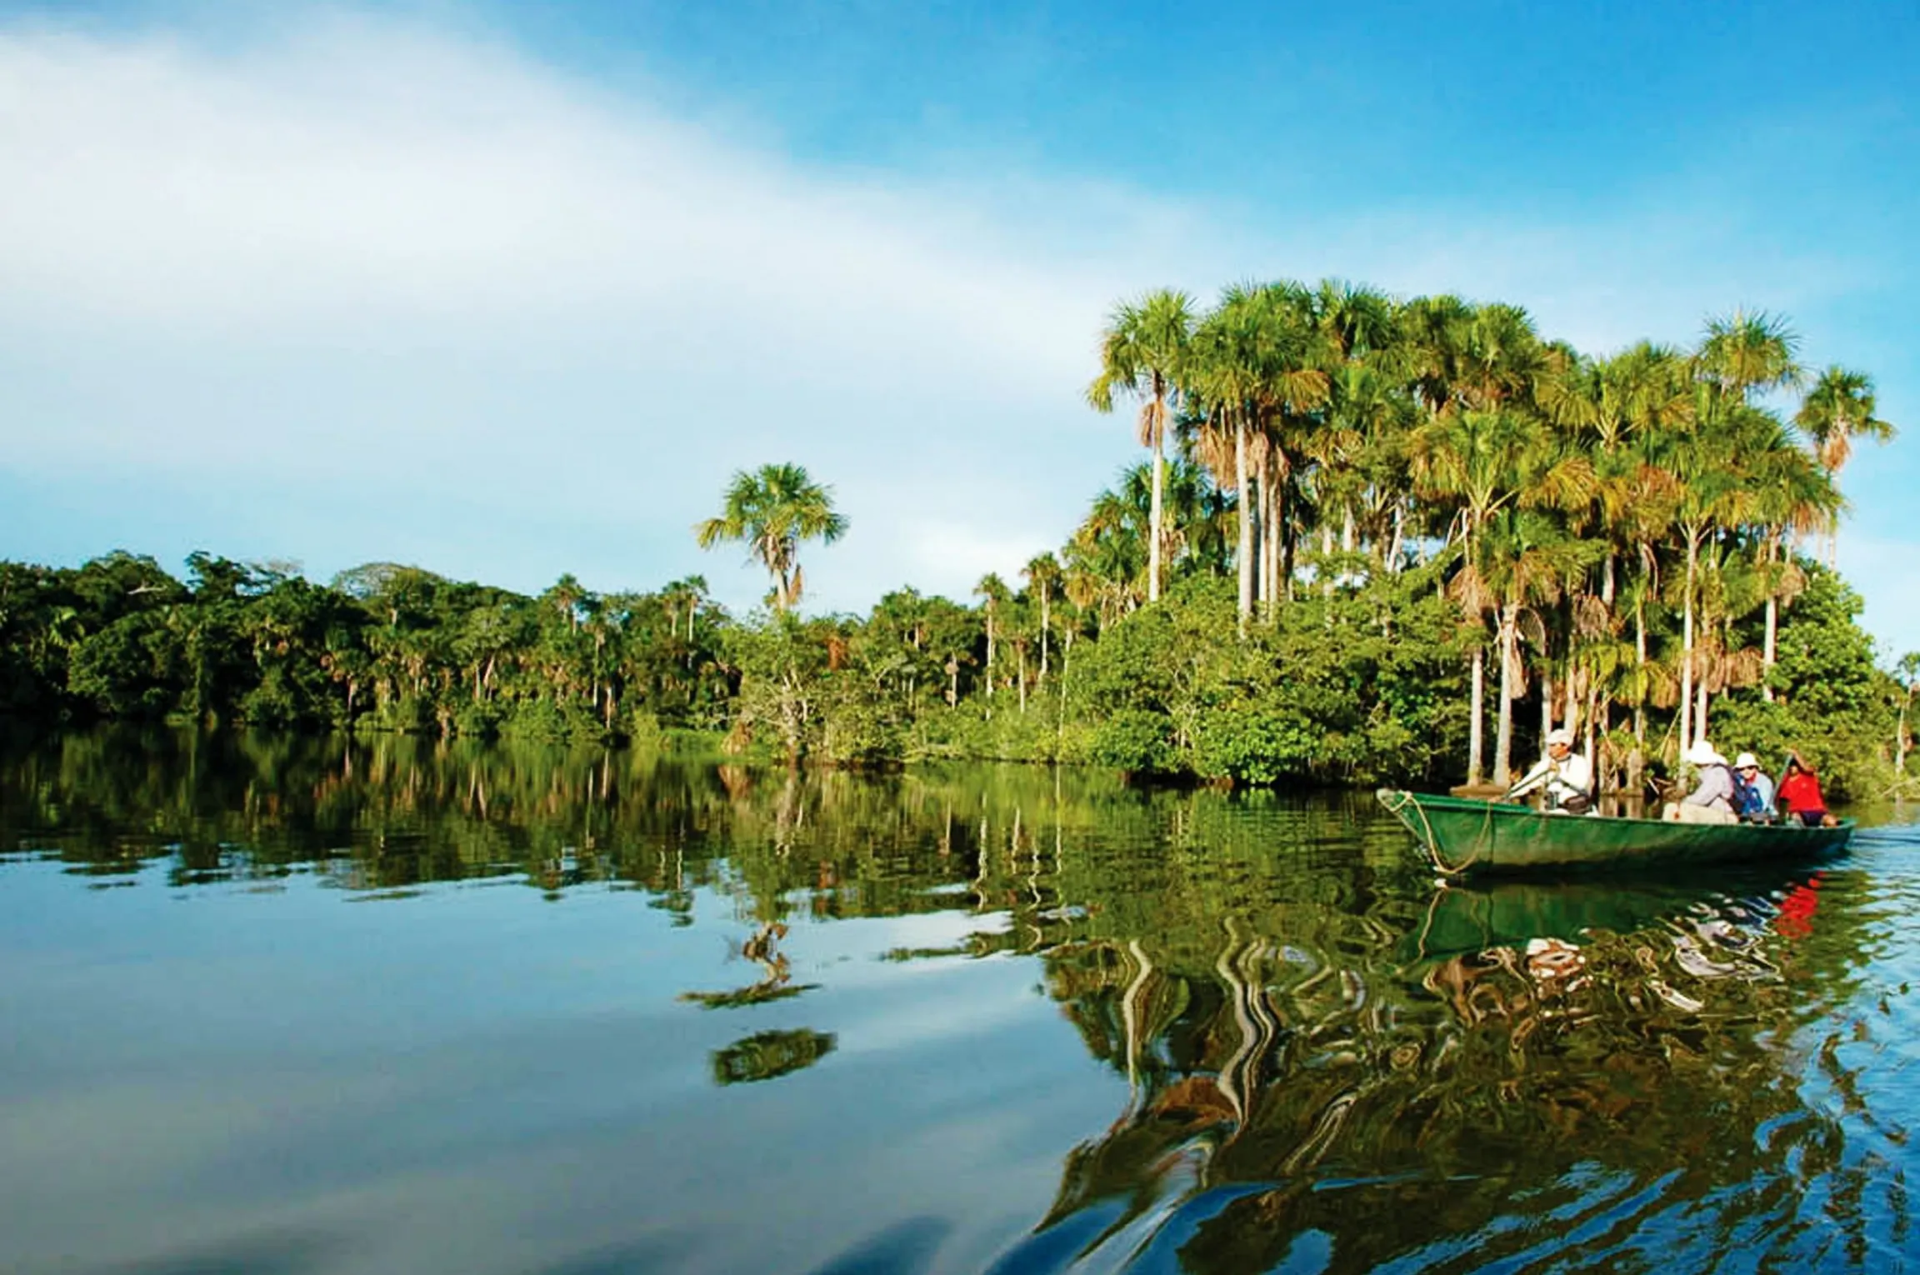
xmin=1375 ymin=788 xmax=1853 ymax=877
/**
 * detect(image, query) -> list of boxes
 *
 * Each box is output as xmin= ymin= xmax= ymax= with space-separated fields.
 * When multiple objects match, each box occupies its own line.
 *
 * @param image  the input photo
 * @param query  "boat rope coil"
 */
xmin=1380 ymin=789 xmax=1492 ymax=877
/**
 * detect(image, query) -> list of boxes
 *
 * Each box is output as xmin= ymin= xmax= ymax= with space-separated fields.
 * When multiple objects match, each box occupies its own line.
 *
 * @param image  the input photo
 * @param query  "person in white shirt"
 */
xmin=1663 ymin=739 xmax=1737 ymax=824
xmin=1506 ymin=728 xmax=1594 ymax=814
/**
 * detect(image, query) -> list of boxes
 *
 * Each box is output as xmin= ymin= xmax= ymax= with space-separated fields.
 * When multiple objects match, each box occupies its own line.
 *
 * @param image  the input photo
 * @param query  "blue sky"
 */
xmin=2 ymin=0 xmax=1915 ymax=652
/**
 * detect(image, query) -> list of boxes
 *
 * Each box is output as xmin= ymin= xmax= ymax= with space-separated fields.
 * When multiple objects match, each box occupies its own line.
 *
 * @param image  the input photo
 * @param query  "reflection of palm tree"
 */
xmin=680 ymin=921 xmax=816 ymax=1009
xmin=1212 ymin=918 xmax=1280 ymax=1141
xmin=1119 ymin=938 xmax=1153 ymax=1103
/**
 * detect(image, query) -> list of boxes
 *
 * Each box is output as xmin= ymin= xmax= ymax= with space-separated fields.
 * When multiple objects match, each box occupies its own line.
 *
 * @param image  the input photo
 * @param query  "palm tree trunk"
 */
xmin=1763 ymin=592 xmax=1778 ymax=703
xmin=1898 ymin=692 xmax=1911 ymax=777
xmin=1696 ymin=674 xmax=1710 ymax=748
xmin=1148 ymin=400 xmax=1165 ymax=603
xmin=1540 ymin=670 xmax=1554 ymax=742
xmin=1494 ymin=605 xmax=1517 ymax=785
xmin=1468 ymin=646 xmax=1486 ymax=786
xmin=1280 ymin=485 xmax=1297 ymax=603
xmin=1590 ymin=687 xmax=1605 ymax=794
xmin=1235 ymin=414 xmax=1253 ymax=631
xmin=1038 ymin=591 xmax=1050 ymax=681
xmin=1679 ymin=530 xmax=1697 ymax=751
xmin=1828 ymin=463 xmax=1841 ymax=568
xmin=984 ymin=609 xmax=995 ymax=700
xmin=1321 ymin=523 xmax=1335 ymax=601
xmin=1264 ymin=473 xmax=1281 ymax=620
xmin=1760 ymin=533 xmax=1778 ymax=702
xmin=1631 ymin=704 xmax=1646 ymax=796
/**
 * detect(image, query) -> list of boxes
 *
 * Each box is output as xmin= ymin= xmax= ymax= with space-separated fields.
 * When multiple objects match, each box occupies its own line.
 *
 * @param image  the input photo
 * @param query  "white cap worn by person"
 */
xmin=1547 ymin=728 xmax=1574 ymax=749
xmin=1734 ymin=752 xmax=1760 ymax=770
xmin=1684 ymin=739 xmax=1725 ymax=767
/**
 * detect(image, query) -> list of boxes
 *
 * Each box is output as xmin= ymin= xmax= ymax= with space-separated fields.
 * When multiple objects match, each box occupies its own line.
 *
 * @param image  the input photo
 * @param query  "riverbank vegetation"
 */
xmin=1 ymin=280 xmax=1908 ymax=797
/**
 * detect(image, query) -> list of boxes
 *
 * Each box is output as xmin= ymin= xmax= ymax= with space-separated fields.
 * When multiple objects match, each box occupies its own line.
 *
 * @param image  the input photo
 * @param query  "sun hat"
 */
xmin=1684 ymin=739 xmax=1723 ymax=767
xmin=1546 ymin=728 xmax=1574 ymax=748
xmin=1734 ymin=752 xmax=1760 ymax=770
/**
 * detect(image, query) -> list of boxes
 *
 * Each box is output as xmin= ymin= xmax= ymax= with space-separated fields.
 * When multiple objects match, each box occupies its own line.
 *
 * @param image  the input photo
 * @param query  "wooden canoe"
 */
xmin=1376 ymin=788 xmax=1853 ymax=877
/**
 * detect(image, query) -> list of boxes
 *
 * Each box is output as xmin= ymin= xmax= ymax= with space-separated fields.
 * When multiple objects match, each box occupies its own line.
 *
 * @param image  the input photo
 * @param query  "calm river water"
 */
xmin=2 ymin=728 xmax=1918 ymax=1274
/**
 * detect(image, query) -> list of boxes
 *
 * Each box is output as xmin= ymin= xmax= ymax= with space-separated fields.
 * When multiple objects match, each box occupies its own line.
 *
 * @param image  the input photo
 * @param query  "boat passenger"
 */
xmin=1777 ymin=752 xmax=1835 ymax=827
xmin=1663 ymin=740 xmax=1738 ymax=824
xmin=1731 ymin=752 xmax=1776 ymax=823
xmin=1506 ymin=728 xmax=1594 ymax=814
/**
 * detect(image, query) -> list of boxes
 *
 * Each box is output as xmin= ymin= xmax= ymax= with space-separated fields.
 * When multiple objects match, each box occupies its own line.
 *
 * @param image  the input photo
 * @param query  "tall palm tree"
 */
xmin=1794 ymin=366 xmax=1896 ymax=565
xmin=974 ymin=573 xmax=1011 ymax=699
xmin=1022 ymin=553 xmax=1063 ymax=682
xmin=1745 ymin=434 xmax=1836 ymax=692
xmin=1088 ymin=290 xmax=1196 ymax=604
xmin=1188 ymin=283 xmax=1330 ymax=629
xmin=694 ymin=463 xmax=848 ymax=613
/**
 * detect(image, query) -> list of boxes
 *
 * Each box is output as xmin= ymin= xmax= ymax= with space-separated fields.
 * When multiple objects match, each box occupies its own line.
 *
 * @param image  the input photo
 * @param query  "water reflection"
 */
xmin=0 ymin=726 xmax=1912 ymax=1273
xmin=1015 ymin=858 xmax=1899 ymax=1273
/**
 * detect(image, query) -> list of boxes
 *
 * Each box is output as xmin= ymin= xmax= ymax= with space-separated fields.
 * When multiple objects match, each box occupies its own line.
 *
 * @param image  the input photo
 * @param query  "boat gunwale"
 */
xmin=1376 ymin=787 xmax=1854 ymax=877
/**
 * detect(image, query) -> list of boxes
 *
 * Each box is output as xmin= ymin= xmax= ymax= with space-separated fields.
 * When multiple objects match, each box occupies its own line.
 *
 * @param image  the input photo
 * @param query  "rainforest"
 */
xmin=2 ymin=281 xmax=1911 ymax=800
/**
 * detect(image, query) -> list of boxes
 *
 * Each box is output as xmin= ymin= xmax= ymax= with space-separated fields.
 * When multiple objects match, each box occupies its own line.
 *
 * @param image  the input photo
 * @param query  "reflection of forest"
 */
xmin=0 ymin=728 xmax=1896 ymax=1269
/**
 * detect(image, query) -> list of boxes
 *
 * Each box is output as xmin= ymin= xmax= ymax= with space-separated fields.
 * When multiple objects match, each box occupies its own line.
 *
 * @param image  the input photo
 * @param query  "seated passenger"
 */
xmin=1731 ymin=752 xmax=1776 ymax=823
xmin=1663 ymin=740 xmax=1737 ymax=824
xmin=1777 ymin=752 xmax=1834 ymax=827
xmin=1506 ymin=728 xmax=1594 ymax=814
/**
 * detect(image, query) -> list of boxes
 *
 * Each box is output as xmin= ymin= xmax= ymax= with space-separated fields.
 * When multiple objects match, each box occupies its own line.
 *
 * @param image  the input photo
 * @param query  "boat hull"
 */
xmin=1376 ymin=788 xmax=1853 ymax=876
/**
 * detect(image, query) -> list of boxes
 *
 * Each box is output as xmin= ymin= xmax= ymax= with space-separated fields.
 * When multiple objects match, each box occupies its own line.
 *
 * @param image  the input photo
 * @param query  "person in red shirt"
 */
xmin=1777 ymin=752 xmax=1833 ymax=827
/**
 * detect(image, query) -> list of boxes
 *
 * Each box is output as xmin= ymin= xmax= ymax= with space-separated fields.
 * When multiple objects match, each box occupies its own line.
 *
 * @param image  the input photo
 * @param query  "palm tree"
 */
xmin=974 ymin=574 xmax=1012 ymax=700
xmin=1088 ymin=290 xmax=1195 ymax=604
xmin=694 ymin=463 xmax=848 ymax=613
xmin=1188 ymin=283 xmax=1331 ymax=629
xmin=1745 ymin=435 xmax=1836 ymax=694
xmin=1794 ymin=366 xmax=1896 ymax=565
xmin=1022 ymin=553 xmax=1063 ymax=682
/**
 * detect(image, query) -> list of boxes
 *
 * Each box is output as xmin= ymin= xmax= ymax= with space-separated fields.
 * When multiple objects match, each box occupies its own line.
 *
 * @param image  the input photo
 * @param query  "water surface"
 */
xmin=1 ymin=729 xmax=1916 ymax=1274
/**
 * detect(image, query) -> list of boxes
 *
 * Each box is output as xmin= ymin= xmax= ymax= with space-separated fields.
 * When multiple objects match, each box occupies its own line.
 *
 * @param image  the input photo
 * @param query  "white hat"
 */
xmin=1684 ymin=739 xmax=1724 ymax=766
xmin=1546 ymin=728 xmax=1574 ymax=748
xmin=1734 ymin=752 xmax=1760 ymax=770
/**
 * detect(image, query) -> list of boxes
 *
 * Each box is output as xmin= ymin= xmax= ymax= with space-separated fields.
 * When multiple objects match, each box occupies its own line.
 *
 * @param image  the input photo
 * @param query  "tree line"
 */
xmin=1 ymin=278 xmax=1912 ymax=796
xmin=0 ymin=551 xmax=732 ymax=744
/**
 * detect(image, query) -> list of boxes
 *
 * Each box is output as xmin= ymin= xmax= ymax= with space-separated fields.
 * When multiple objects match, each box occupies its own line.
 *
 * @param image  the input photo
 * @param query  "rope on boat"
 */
xmin=1380 ymin=788 xmax=1493 ymax=877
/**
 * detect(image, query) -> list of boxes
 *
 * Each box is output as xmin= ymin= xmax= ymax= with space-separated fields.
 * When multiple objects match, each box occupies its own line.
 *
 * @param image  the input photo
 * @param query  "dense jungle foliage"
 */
xmin=2 ymin=279 xmax=1913 ymax=797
